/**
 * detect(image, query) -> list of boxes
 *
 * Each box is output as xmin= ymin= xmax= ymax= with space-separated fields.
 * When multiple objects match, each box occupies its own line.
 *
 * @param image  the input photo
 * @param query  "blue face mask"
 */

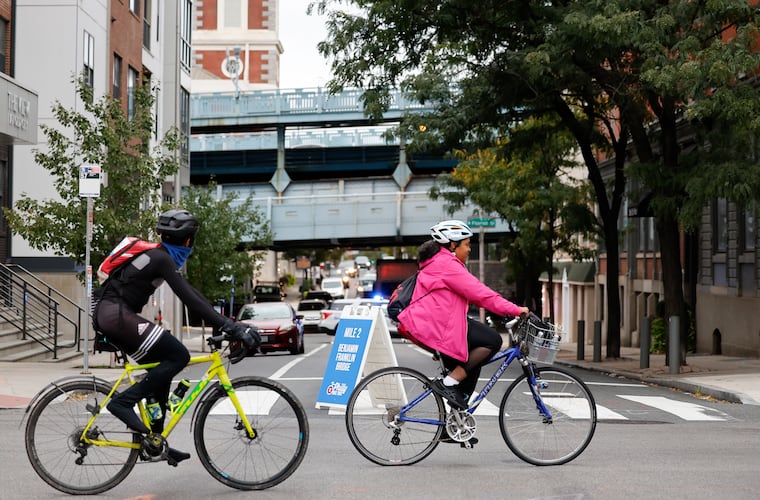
xmin=162 ymin=243 xmax=193 ymax=269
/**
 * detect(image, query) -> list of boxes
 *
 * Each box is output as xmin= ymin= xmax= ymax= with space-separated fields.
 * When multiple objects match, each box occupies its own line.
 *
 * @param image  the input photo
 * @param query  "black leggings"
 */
xmin=440 ymin=318 xmax=502 ymax=397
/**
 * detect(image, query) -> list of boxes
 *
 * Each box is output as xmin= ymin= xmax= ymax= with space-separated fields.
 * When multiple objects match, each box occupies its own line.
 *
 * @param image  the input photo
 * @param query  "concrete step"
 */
xmin=0 ymin=344 xmax=54 ymax=362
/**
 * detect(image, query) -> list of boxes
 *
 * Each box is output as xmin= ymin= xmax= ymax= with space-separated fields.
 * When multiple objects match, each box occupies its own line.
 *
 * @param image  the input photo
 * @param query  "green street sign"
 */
xmin=467 ymin=218 xmax=496 ymax=228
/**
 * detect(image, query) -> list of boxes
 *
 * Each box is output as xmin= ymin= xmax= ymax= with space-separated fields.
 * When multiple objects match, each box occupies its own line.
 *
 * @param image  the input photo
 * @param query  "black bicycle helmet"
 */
xmin=156 ymin=209 xmax=200 ymax=246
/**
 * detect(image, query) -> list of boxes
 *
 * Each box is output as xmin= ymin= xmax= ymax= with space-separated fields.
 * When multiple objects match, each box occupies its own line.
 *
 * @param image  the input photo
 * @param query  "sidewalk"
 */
xmin=1 ymin=333 xmax=759 ymax=409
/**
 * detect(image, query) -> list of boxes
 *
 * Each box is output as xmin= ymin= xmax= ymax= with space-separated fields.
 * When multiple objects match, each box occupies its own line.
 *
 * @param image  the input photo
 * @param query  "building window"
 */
xmin=143 ymin=0 xmax=152 ymax=50
xmin=180 ymin=0 xmax=192 ymax=71
xmin=127 ymin=66 xmax=138 ymax=120
xmin=714 ymin=198 xmax=728 ymax=253
xmin=221 ymin=0 xmax=245 ymax=29
xmin=741 ymin=208 xmax=755 ymax=252
xmin=0 ymin=18 xmax=7 ymax=74
xmin=129 ymin=0 xmax=140 ymax=16
xmin=83 ymin=31 xmax=95 ymax=97
xmin=180 ymin=87 xmax=190 ymax=158
xmin=113 ymin=54 xmax=122 ymax=99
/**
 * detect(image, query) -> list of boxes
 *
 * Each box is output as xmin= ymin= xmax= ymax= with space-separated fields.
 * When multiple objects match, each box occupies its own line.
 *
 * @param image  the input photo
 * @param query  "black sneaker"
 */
xmin=167 ymin=447 xmax=191 ymax=466
xmin=439 ymin=429 xmax=479 ymax=446
xmin=429 ymin=379 xmax=468 ymax=409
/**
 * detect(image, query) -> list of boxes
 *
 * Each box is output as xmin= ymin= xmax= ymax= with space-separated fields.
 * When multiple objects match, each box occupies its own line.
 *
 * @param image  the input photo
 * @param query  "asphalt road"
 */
xmin=5 ymin=334 xmax=760 ymax=499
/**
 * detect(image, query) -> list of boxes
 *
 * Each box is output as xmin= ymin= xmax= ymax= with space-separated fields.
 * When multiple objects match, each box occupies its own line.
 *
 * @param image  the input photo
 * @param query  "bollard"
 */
xmin=712 ymin=328 xmax=722 ymax=355
xmin=593 ymin=320 xmax=602 ymax=362
xmin=640 ymin=316 xmax=650 ymax=369
xmin=668 ymin=316 xmax=680 ymax=374
xmin=577 ymin=320 xmax=585 ymax=361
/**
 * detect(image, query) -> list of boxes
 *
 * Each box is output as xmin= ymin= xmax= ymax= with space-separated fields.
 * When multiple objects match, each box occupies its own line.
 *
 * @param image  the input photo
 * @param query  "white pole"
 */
xmin=82 ymin=197 xmax=93 ymax=373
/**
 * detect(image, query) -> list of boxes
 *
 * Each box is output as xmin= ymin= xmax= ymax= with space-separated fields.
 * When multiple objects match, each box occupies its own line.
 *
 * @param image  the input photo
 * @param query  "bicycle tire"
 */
xmin=499 ymin=366 xmax=596 ymax=466
xmin=345 ymin=366 xmax=445 ymax=466
xmin=25 ymin=379 xmax=140 ymax=495
xmin=193 ymin=376 xmax=309 ymax=490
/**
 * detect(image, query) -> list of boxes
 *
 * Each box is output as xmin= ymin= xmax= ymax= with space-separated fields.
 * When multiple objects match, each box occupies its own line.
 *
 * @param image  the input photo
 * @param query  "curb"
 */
xmin=555 ymin=359 xmax=748 ymax=405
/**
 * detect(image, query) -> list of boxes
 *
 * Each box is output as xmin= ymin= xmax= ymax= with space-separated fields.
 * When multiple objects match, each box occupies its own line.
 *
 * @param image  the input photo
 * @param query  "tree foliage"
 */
xmin=179 ymin=183 xmax=272 ymax=306
xmin=431 ymin=116 xmax=597 ymax=320
xmin=4 ymin=78 xmax=180 ymax=271
xmin=315 ymin=0 xmax=760 ymax=359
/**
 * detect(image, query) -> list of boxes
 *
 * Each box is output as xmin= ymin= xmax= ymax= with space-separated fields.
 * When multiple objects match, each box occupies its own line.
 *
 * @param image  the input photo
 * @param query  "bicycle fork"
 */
xmin=521 ymin=360 xmax=554 ymax=423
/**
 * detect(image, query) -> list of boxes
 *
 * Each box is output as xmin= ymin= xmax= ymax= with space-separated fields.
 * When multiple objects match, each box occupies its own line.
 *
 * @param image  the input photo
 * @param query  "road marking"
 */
xmin=270 ymin=343 xmax=329 ymax=380
xmin=618 ymin=395 xmax=728 ymax=421
xmin=209 ymin=390 xmax=279 ymax=415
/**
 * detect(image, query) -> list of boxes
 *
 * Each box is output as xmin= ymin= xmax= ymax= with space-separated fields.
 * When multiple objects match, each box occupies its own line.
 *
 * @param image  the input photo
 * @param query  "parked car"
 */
xmin=319 ymin=298 xmax=398 ymax=337
xmin=237 ymin=302 xmax=304 ymax=355
xmin=252 ymin=282 xmax=283 ymax=302
xmin=321 ymin=277 xmax=345 ymax=299
xmin=297 ymin=299 xmax=328 ymax=333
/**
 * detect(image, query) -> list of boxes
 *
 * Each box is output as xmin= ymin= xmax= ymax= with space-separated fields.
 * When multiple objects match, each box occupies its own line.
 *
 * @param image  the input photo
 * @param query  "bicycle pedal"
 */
xmin=460 ymin=440 xmax=475 ymax=449
xmin=166 ymin=457 xmax=178 ymax=467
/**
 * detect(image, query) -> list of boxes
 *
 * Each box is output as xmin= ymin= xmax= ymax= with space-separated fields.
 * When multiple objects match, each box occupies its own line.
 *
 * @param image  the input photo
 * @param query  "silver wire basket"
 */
xmin=521 ymin=316 xmax=563 ymax=364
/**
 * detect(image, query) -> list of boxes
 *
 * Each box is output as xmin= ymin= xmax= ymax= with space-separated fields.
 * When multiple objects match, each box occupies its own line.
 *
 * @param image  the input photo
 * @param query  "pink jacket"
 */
xmin=397 ymin=246 xmax=523 ymax=362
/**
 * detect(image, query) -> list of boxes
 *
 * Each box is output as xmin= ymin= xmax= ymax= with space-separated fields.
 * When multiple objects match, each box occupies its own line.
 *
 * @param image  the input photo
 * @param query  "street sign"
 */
xmin=467 ymin=218 xmax=495 ymax=228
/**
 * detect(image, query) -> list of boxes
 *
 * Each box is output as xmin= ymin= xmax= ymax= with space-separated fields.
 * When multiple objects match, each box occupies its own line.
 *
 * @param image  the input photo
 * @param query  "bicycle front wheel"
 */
xmin=193 ymin=376 xmax=309 ymax=490
xmin=499 ymin=366 xmax=596 ymax=465
xmin=25 ymin=379 xmax=140 ymax=495
xmin=345 ymin=366 xmax=445 ymax=466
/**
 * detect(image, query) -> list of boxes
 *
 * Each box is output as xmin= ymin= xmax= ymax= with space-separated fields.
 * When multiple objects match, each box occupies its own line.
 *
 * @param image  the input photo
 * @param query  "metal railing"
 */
xmin=0 ymin=264 xmax=83 ymax=360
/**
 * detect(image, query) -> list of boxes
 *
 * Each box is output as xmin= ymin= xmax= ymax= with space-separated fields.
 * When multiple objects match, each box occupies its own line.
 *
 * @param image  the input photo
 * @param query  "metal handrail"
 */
xmin=0 ymin=264 xmax=83 ymax=359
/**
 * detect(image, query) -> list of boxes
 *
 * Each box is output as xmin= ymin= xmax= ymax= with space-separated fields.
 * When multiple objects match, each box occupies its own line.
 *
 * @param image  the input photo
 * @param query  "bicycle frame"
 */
xmin=398 ymin=333 xmax=554 ymax=426
xmin=79 ymin=349 xmax=256 ymax=451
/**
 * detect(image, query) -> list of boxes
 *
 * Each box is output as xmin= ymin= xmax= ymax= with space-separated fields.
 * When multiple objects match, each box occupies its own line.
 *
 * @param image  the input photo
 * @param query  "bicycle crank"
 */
xmin=444 ymin=411 xmax=477 ymax=443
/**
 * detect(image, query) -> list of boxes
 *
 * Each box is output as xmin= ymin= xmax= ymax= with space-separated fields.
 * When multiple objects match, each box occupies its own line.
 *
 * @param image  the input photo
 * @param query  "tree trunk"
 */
xmin=656 ymin=212 xmax=688 ymax=366
xmin=604 ymin=221 xmax=622 ymax=359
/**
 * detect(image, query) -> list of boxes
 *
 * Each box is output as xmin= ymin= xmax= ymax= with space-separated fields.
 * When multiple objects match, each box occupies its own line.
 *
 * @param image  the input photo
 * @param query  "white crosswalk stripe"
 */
xmin=208 ymin=391 xmax=280 ymax=415
xmin=617 ymin=395 xmax=729 ymax=421
xmin=324 ymin=392 xmax=730 ymax=421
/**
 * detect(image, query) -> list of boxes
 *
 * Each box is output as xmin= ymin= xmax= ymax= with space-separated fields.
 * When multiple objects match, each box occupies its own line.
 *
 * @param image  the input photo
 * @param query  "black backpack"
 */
xmin=387 ymin=273 xmax=418 ymax=322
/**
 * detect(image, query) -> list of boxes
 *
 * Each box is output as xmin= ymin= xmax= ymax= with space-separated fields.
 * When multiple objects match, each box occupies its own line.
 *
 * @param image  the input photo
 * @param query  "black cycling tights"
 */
xmin=441 ymin=318 xmax=503 ymax=397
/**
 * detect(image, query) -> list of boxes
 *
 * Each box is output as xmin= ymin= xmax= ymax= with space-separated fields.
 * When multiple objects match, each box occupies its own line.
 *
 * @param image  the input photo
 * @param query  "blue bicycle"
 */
xmin=345 ymin=314 xmax=597 ymax=466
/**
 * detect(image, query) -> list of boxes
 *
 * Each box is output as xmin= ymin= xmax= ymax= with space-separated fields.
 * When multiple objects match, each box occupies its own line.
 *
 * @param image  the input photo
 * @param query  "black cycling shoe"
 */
xmin=429 ymin=379 xmax=468 ymax=410
xmin=167 ymin=447 xmax=191 ymax=465
xmin=439 ymin=429 xmax=479 ymax=446
xmin=107 ymin=398 xmax=151 ymax=434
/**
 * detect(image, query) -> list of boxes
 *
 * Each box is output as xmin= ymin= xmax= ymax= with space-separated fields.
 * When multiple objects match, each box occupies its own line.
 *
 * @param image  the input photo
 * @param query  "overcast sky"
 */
xmin=279 ymin=1 xmax=332 ymax=89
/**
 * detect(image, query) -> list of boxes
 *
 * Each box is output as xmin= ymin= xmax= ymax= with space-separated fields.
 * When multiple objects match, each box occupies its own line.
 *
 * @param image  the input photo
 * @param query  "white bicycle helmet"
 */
xmin=430 ymin=220 xmax=474 ymax=244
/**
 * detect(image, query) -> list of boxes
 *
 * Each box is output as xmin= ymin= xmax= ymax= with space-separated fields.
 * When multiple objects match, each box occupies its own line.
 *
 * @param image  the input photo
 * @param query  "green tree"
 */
xmin=431 ymin=116 xmax=597 ymax=321
xmin=180 ymin=183 xmax=272 ymax=307
xmin=4 ymin=78 xmax=180 ymax=272
xmin=315 ymin=1 xmax=760 ymax=360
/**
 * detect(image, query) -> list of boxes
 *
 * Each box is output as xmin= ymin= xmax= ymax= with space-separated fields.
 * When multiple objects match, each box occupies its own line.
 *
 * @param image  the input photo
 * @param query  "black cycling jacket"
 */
xmin=97 ymin=246 xmax=228 ymax=329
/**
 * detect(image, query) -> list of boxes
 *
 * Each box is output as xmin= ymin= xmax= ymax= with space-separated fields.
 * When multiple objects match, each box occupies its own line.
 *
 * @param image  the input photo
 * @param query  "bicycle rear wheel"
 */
xmin=193 ymin=376 xmax=309 ymax=490
xmin=499 ymin=366 xmax=596 ymax=465
xmin=25 ymin=379 xmax=140 ymax=495
xmin=345 ymin=366 xmax=445 ymax=466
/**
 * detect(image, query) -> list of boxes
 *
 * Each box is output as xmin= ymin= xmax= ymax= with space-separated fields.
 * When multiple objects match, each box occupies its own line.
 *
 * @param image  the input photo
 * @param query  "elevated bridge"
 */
xmin=191 ymin=88 xmax=512 ymax=248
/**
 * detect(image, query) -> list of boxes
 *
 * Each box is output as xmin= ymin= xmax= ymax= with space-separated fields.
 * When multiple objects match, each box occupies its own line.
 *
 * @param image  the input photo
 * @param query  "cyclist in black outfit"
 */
xmin=93 ymin=209 xmax=259 ymax=464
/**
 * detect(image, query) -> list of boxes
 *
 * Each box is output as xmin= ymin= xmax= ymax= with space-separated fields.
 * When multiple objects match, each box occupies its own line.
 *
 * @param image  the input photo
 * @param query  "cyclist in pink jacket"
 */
xmin=398 ymin=220 xmax=529 ymax=412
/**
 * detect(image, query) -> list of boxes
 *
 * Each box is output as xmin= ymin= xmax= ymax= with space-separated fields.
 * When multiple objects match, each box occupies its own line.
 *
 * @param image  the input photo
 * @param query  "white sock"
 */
xmin=443 ymin=375 xmax=459 ymax=387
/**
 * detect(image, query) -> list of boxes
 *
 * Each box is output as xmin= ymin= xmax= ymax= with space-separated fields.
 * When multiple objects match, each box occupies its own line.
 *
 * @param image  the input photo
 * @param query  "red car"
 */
xmin=237 ymin=302 xmax=305 ymax=355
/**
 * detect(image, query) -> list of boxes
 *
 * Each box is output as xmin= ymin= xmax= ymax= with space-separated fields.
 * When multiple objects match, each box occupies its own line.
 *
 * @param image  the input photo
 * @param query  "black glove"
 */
xmin=222 ymin=321 xmax=261 ymax=348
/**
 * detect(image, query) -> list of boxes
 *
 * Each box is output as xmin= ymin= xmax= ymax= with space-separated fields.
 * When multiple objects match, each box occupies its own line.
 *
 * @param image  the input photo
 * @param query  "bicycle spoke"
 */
xmin=194 ymin=377 xmax=308 ymax=490
xmin=25 ymin=380 xmax=139 ymax=495
xmin=500 ymin=367 xmax=596 ymax=465
xmin=346 ymin=367 xmax=445 ymax=466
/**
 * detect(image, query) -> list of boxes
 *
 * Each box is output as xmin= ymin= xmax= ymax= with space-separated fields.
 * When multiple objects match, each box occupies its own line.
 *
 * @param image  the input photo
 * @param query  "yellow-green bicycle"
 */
xmin=23 ymin=332 xmax=309 ymax=495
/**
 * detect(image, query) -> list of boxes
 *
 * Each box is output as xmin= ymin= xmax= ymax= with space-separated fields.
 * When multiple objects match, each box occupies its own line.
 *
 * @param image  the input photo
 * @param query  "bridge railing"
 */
xmin=191 ymin=87 xmax=432 ymax=125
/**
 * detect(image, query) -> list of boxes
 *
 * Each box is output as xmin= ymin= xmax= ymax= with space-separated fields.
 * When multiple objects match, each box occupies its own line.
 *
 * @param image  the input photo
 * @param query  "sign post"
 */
xmin=468 ymin=216 xmax=495 ymax=321
xmin=79 ymin=165 xmax=101 ymax=373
